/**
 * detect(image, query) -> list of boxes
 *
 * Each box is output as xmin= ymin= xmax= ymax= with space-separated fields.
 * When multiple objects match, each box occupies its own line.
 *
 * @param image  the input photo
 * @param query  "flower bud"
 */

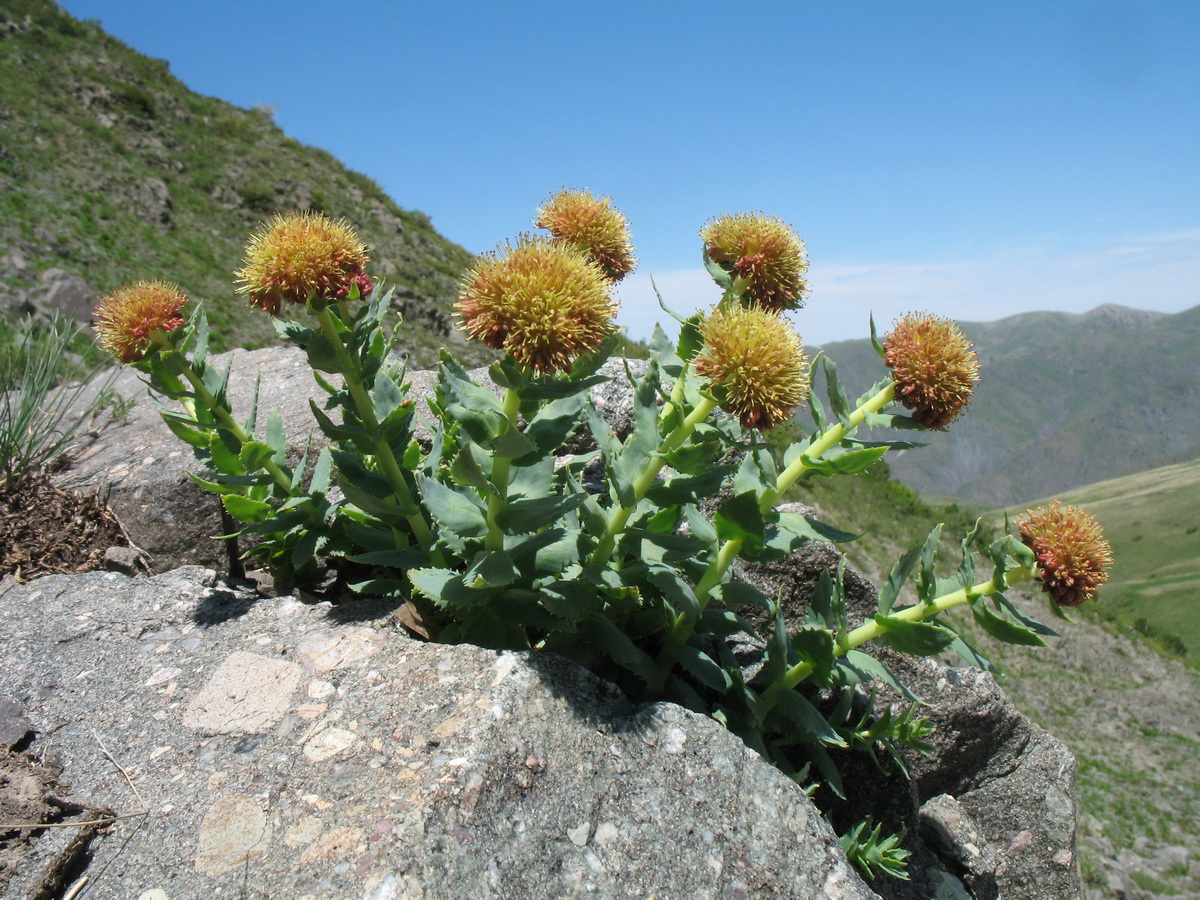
xmin=694 ymin=304 xmax=810 ymax=430
xmin=456 ymin=236 xmax=616 ymax=373
xmin=236 ymin=211 xmax=371 ymax=314
xmin=1018 ymin=502 xmax=1114 ymax=607
xmin=535 ymin=189 xmax=637 ymax=283
xmin=699 ymin=213 xmax=808 ymax=312
xmin=882 ymin=313 xmax=980 ymax=429
xmin=93 ymin=279 xmax=188 ymax=364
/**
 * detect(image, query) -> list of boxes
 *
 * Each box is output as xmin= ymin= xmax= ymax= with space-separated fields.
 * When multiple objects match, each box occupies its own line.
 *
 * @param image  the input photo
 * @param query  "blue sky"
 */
xmin=60 ymin=1 xmax=1200 ymax=345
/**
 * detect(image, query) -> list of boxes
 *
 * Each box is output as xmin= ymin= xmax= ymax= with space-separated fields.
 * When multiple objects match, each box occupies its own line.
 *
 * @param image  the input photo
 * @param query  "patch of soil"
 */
xmin=0 ymin=469 xmax=132 ymax=580
xmin=0 ymin=748 xmax=66 ymax=895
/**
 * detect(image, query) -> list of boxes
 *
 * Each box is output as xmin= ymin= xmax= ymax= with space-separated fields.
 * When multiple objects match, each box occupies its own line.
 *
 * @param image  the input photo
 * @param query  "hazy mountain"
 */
xmin=0 ymin=0 xmax=489 ymax=367
xmin=816 ymin=303 xmax=1200 ymax=506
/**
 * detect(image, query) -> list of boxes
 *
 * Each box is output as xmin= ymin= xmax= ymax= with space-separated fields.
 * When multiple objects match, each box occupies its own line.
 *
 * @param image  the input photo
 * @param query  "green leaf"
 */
xmin=769 ymin=690 xmax=848 ymax=748
xmin=239 ymin=440 xmax=279 ymax=473
xmin=879 ymin=544 xmax=921 ymax=616
xmin=646 ymin=464 xmax=734 ymax=506
xmin=579 ymin=614 xmax=660 ymax=687
xmin=791 ymin=627 xmax=837 ymax=686
xmin=917 ymin=523 xmax=944 ymax=603
xmin=222 ymin=494 xmax=273 ymax=523
xmin=715 ymin=491 xmax=765 ymax=556
xmin=838 ymin=650 xmax=921 ymax=701
xmin=523 ymin=394 xmax=585 ymax=456
xmin=417 ymin=474 xmax=488 ymax=540
xmin=496 ymin=492 xmax=587 ymax=534
xmin=676 ymin=313 xmax=704 ymax=363
xmin=702 ymin=246 xmax=734 ymax=291
xmin=409 ymin=567 xmax=494 ymax=609
xmin=207 ymin=430 xmax=245 ymax=475
xmin=663 ymin=438 xmax=722 ymax=475
xmin=308 ymin=448 xmax=333 ymax=495
xmin=305 ymin=331 xmax=345 ymax=374
xmin=710 ymin=581 xmax=774 ymax=612
xmin=539 ymin=580 xmax=602 ymax=621
xmin=349 ymin=548 xmax=426 ymax=568
xmin=464 ymin=550 xmax=519 ymax=588
xmin=494 ymin=428 xmax=537 ymax=460
xmin=519 ymin=374 xmax=609 ymax=401
xmin=824 ymin=446 xmax=888 ymax=475
xmin=874 ymin=615 xmax=958 ymax=656
xmin=822 ymin=357 xmax=854 ymax=429
xmin=609 ymin=364 xmax=661 ymax=507
xmin=450 ymin=445 xmax=491 ymax=489
xmin=372 ymin=369 xmax=407 ymax=423
xmin=663 ymin=644 xmax=732 ymax=693
xmin=969 ymin=596 xmax=1048 ymax=647
xmin=869 ymin=312 xmax=885 ymax=358
xmin=161 ymin=415 xmax=208 ymax=449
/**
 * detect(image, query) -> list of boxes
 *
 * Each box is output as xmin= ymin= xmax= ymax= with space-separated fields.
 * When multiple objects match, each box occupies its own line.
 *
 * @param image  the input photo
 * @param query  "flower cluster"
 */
xmin=93 ymin=279 xmax=188 ymax=363
xmin=535 ymin=188 xmax=637 ymax=283
xmin=694 ymin=304 xmax=810 ymax=430
xmin=700 ymin=212 xmax=809 ymax=312
xmin=236 ymin=211 xmax=372 ymax=314
xmin=882 ymin=313 xmax=980 ymax=429
xmin=456 ymin=236 xmax=616 ymax=373
xmin=1019 ymin=502 xmax=1114 ymax=607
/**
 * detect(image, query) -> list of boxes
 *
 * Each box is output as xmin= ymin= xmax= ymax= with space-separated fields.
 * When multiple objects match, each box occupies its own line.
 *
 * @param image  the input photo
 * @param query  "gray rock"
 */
xmin=36 ymin=267 xmax=96 ymax=322
xmin=0 ymin=568 xmax=879 ymax=900
xmin=134 ymin=176 xmax=172 ymax=225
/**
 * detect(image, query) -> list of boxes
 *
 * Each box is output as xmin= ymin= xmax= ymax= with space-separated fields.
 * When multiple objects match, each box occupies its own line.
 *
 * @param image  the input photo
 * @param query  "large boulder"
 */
xmin=0 ymin=567 xmax=877 ymax=900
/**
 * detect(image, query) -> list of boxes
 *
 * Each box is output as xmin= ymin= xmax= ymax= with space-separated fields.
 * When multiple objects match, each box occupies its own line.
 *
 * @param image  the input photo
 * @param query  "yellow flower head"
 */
xmin=535 ymin=188 xmax=637 ymax=283
xmin=694 ymin=304 xmax=810 ymax=430
xmin=236 ymin=211 xmax=372 ymax=314
xmin=1018 ymin=502 xmax=1114 ymax=607
xmin=93 ymin=279 xmax=188 ymax=364
xmin=882 ymin=312 xmax=980 ymax=430
xmin=456 ymin=236 xmax=616 ymax=373
xmin=699 ymin=212 xmax=809 ymax=312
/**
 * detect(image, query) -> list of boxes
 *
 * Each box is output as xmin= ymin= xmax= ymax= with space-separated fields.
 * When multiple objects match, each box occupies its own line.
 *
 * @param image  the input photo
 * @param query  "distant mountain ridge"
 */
xmin=816 ymin=303 xmax=1200 ymax=506
xmin=0 ymin=0 xmax=489 ymax=367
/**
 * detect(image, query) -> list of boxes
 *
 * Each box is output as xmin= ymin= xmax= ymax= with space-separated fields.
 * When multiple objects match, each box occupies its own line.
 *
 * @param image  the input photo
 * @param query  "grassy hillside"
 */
xmin=0 ymin=0 xmax=489 ymax=367
xmin=817 ymin=304 xmax=1200 ymax=507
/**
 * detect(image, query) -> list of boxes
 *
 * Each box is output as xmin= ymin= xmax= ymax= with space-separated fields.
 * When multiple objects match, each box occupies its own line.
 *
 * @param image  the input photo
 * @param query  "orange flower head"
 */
xmin=699 ymin=212 xmax=809 ymax=312
xmin=456 ymin=236 xmax=616 ymax=373
xmin=882 ymin=312 xmax=980 ymax=429
xmin=535 ymin=188 xmax=637 ymax=283
xmin=694 ymin=304 xmax=810 ymax=430
xmin=1018 ymin=502 xmax=1114 ymax=607
xmin=236 ymin=211 xmax=371 ymax=314
xmin=93 ymin=279 xmax=188 ymax=364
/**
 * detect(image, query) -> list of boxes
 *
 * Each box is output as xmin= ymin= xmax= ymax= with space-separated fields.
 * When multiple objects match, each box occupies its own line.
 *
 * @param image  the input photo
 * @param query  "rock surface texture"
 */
xmin=0 ymin=568 xmax=876 ymax=900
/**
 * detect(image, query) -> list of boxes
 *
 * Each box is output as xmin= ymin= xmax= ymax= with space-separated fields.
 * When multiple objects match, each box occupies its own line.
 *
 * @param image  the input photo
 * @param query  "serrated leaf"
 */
xmin=711 ymin=581 xmax=773 ymax=612
xmin=409 ymin=567 xmax=494 ymax=609
xmin=777 ymin=511 xmax=857 ymax=544
xmin=308 ymin=447 xmax=333 ymax=495
xmin=494 ymin=428 xmax=537 ymax=460
xmin=417 ymin=474 xmax=488 ymax=539
xmin=305 ymin=330 xmax=345 ymax=374
xmin=917 ymin=523 xmax=944 ymax=603
xmin=239 ymin=440 xmax=278 ymax=473
xmin=663 ymin=643 xmax=731 ymax=693
xmin=349 ymin=548 xmax=426 ymax=568
xmin=372 ymin=369 xmax=407 ymax=422
xmin=161 ymin=415 xmax=208 ymax=449
xmin=879 ymin=544 xmax=921 ymax=616
xmin=874 ymin=615 xmax=958 ymax=656
xmin=769 ymin=690 xmax=848 ymax=748
xmin=464 ymin=550 xmax=519 ymax=587
xmin=496 ymin=492 xmax=586 ymax=534
xmin=450 ymin=445 xmax=491 ymax=488
xmin=222 ymin=494 xmax=273 ymax=523
xmin=676 ymin=313 xmax=703 ymax=363
xmin=715 ymin=491 xmax=765 ymax=555
xmin=519 ymin=374 xmax=608 ymax=401
xmin=579 ymin=614 xmax=660 ymax=686
xmin=838 ymin=650 xmax=922 ymax=701
xmin=822 ymin=356 xmax=854 ymax=429
xmin=968 ymin=596 xmax=1048 ymax=647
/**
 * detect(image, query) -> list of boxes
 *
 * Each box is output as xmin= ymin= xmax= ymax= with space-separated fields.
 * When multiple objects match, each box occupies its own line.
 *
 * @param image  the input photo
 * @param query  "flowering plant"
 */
xmin=95 ymin=192 xmax=1112 ymax=879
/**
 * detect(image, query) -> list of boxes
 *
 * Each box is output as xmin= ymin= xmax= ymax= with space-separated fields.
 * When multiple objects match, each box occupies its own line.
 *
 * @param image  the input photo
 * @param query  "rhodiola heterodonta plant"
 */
xmin=95 ymin=189 xmax=1112 ymax=880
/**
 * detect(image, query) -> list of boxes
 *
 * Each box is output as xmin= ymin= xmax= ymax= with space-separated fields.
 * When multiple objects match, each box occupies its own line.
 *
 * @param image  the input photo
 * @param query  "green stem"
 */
xmin=485 ymin=387 xmax=523 ymax=552
xmin=760 ymin=381 xmax=896 ymax=514
xmin=589 ymin=395 xmax=719 ymax=568
xmin=312 ymin=307 xmax=442 ymax=562
xmin=758 ymin=565 xmax=1033 ymax=711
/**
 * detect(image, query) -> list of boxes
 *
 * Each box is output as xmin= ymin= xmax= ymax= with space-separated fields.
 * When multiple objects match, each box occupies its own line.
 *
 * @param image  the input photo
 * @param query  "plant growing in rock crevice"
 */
xmin=94 ymin=191 xmax=1113 ymax=881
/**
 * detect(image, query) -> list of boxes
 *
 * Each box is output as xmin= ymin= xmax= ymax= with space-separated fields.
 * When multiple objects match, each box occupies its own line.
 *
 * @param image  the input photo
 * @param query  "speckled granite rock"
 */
xmin=0 ymin=568 xmax=878 ymax=899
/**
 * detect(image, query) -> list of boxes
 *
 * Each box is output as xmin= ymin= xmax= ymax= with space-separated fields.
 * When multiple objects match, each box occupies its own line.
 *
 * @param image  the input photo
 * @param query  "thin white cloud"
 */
xmin=615 ymin=231 xmax=1200 ymax=347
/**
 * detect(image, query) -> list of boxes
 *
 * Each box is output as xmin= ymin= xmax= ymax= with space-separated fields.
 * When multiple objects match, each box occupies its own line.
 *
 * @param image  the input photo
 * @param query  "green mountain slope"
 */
xmin=0 ymin=0 xmax=489 ymax=367
xmin=817 ymin=304 xmax=1200 ymax=506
